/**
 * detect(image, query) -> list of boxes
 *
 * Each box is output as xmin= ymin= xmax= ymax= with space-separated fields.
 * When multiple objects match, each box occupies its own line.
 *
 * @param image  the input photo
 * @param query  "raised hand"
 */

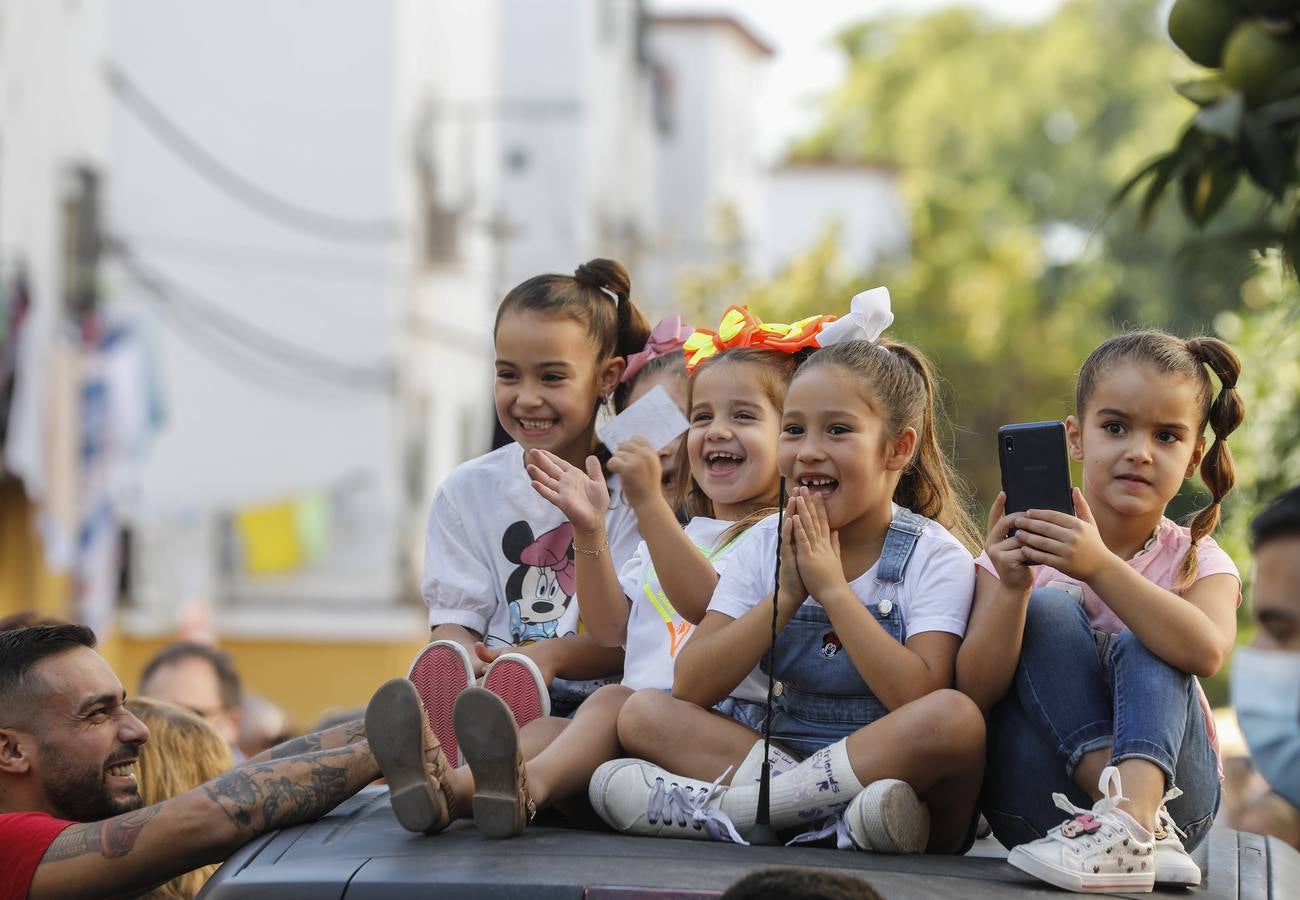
xmin=1015 ymin=488 xmax=1112 ymax=582
xmin=606 ymin=437 xmax=665 ymax=510
xmin=984 ymin=492 xmax=1034 ymax=593
xmin=776 ymin=493 xmax=808 ymax=614
xmin=790 ymin=488 xmax=849 ymax=602
xmin=527 ymin=449 xmax=609 ymax=535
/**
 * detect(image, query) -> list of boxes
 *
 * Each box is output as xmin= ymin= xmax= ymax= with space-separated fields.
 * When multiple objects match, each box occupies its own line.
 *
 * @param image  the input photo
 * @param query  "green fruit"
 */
xmin=1223 ymin=20 xmax=1300 ymax=106
xmin=1168 ymin=0 xmax=1240 ymax=67
xmin=1235 ymin=1 xmax=1300 ymax=15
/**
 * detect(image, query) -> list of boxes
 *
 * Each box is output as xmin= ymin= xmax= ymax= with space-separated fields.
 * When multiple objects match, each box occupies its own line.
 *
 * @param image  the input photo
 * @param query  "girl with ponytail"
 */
xmin=960 ymin=330 xmax=1245 ymax=894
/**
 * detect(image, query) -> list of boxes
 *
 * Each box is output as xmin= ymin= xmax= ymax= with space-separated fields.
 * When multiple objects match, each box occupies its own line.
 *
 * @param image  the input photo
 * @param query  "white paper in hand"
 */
xmin=597 ymin=384 xmax=689 ymax=452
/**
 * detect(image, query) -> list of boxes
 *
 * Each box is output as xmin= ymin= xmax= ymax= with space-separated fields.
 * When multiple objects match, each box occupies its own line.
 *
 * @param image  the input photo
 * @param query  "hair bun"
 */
xmin=574 ymin=258 xmax=631 ymax=301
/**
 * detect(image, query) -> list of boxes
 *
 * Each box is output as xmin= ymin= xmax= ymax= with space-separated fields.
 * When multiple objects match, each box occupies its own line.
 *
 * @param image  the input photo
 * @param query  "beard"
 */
xmin=41 ymin=745 xmax=143 ymax=822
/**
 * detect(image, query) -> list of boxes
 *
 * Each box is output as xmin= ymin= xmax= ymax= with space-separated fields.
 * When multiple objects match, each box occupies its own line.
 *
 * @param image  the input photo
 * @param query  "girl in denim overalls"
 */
xmin=959 ymin=331 xmax=1243 ymax=893
xmin=591 ymin=338 xmax=987 ymax=855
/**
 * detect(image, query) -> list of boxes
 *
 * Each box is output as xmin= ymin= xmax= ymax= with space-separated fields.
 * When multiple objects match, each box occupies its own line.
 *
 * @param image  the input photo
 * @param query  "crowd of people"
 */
xmin=1 ymin=257 xmax=1297 ymax=899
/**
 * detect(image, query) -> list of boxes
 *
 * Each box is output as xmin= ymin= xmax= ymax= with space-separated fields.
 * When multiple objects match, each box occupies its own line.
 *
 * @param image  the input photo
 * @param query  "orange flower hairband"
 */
xmin=682 ymin=288 xmax=896 ymax=374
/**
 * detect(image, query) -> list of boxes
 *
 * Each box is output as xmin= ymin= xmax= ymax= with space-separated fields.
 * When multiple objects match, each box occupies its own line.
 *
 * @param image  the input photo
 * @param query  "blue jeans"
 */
xmin=981 ymin=589 xmax=1221 ymax=851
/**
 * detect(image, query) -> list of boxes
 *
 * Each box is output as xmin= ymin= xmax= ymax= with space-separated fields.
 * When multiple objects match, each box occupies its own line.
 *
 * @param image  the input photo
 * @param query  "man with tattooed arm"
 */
xmin=0 ymin=625 xmax=441 ymax=900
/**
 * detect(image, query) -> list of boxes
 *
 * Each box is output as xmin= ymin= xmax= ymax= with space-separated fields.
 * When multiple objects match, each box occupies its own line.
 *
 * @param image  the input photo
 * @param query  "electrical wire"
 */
xmin=110 ymin=243 xmax=396 ymax=394
xmin=104 ymin=62 xmax=404 ymax=245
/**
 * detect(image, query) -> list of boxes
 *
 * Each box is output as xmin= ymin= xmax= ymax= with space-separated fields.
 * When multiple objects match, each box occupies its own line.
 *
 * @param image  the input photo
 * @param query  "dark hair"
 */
xmin=721 ymin=868 xmax=883 ymax=900
xmin=672 ymin=348 xmax=799 ymax=526
xmin=1250 ymin=485 xmax=1300 ymax=551
xmin=0 ymin=624 xmax=98 ymax=727
xmin=0 ymin=610 xmax=72 ymax=632
xmin=494 ymin=258 xmax=652 ymax=410
xmin=797 ymin=339 xmax=980 ymax=551
xmin=140 ymin=642 xmax=243 ymax=712
xmin=1076 ymin=330 xmax=1244 ymax=585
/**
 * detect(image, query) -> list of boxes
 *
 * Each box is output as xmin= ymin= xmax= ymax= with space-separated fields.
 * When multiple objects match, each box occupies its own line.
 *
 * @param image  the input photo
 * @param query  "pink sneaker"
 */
xmin=482 ymin=652 xmax=550 ymax=730
xmin=407 ymin=640 xmax=473 ymax=765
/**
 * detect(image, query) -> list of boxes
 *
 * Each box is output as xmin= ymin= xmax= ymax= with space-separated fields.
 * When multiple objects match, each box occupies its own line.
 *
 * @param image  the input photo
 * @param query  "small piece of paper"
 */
xmin=597 ymin=384 xmax=689 ymax=452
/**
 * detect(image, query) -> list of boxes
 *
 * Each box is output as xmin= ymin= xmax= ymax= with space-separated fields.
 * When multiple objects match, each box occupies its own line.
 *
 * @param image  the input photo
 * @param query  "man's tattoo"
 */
xmin=264 ymin=718 xmax=365 ymax=761
xmin=43 ymin=806 xmax=160 ymax=862
xmin=203 ymin=747 xmax=358 ymax=833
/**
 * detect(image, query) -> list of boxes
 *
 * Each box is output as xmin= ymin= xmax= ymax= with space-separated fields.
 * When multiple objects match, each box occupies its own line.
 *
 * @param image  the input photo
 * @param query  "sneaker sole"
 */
xmin=1008 ymin=844 xmax=1155 ymax=893
xmin=407 ymin=641 xmax=473 ymax=765
xmin=850 ymin=780 xmax=930 ymax=854
xmin=456 ymin=687 xmax=527 ymax=839
xmin=483 ymin=653 xmax=550 ymax=730
xmin=367 ymin=679 xmax=448 ymax=835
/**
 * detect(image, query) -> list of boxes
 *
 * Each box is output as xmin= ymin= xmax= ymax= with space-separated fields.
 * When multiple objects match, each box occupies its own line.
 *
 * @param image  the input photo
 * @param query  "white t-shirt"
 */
xmin=616 ymin=516 xmax=767 ymax=700
xmin=709 ymin=508 xmax=975 ymax=640
xmin=422 ymin=442 xmax=642 ymax=647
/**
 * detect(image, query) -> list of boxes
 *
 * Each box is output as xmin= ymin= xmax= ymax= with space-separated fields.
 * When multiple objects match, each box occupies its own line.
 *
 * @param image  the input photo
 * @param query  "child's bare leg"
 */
xmin=526 ymin=684 xmax=632 ymax=808
xmin=1113 ymin=759 xmax=1164 ymax=832
xmin=1074 ymin=746 xmax=1111 ymax=801
xmin=842 ymin=689 xmax=986 ymax=853
xmin=617 ymin=688 xmax=759 ymax=781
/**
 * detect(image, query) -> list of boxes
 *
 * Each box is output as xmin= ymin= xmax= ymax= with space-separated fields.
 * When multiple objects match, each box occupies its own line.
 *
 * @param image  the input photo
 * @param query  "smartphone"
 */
xmin=998 ymin=421 xmax=1074 ymax=517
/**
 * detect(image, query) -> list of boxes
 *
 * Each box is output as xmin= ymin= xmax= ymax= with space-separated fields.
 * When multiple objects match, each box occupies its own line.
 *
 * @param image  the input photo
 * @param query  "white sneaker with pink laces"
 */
xmin=1007 ymin=766 xmax=1156 ymax=894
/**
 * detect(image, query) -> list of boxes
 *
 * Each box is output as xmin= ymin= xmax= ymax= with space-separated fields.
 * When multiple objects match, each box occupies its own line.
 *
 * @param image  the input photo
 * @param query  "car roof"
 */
xmin=199 ymin=787 xmax=1300 ymax=899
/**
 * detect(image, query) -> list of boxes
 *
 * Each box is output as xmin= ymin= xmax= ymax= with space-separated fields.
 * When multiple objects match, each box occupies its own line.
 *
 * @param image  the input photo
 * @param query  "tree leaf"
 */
xmin=1175 ymin=77 xmax=1228 ymax=108
xmin=1194 ymin=93 xmax=1244 ymax=141
xmin=1241 ymin=122 xmax=1295 ymax=198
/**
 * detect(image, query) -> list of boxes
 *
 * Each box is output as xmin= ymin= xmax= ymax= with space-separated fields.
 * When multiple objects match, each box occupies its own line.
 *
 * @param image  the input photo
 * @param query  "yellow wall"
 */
xmin=0 ymin=475 xmax=70 ymax=619
xmin=102 ymin=634 xmax=430 ymax=730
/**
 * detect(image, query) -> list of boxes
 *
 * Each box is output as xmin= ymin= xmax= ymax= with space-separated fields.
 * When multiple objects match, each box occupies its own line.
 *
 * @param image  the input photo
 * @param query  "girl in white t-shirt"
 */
xmin=960 ymin=331 xmax=1244 ymax=894
xmin=590 ymin=331 xmax=989 ymax=855
xmin=441 ymin=313 xmax=824 ymax=838
xmin=404 ymin=259 xmax=651 ymax=789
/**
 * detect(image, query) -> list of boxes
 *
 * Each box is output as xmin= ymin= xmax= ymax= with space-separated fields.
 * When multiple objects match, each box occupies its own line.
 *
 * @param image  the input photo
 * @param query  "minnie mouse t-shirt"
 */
xmin=422 ymin=442 xmax=641 ymax=647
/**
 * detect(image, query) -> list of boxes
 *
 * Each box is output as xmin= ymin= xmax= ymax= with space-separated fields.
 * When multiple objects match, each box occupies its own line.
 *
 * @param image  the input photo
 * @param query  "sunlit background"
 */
xmin=1 ymin=0 xmax=1296 ymax=769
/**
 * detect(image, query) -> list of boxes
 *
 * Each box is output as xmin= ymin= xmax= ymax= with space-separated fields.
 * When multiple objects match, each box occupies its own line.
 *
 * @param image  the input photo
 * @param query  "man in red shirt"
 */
xmin=0 ymin=624 xmax=447 ymax=900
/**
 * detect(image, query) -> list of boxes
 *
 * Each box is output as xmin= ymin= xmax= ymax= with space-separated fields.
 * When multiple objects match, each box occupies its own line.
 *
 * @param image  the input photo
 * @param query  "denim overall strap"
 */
xmin=764 ymin=507 xmax=930 ymax=756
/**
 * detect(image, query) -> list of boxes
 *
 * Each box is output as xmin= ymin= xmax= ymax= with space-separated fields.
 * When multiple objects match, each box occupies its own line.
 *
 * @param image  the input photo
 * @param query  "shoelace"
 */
xmin=1046 ymin=765 xmax=1129 ymax=850
xmin=786 ymin=814 xmax=855 ymax=850
xmin=1154 ymin=786 xmax=1186 ymax=844
xmin=646 ymin=767 xmax=749 ymax=845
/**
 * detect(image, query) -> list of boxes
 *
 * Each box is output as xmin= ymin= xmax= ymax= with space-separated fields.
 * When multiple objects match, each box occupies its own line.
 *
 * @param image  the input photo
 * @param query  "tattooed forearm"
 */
xmin=251 ymin=718 xmax=366 ymax=763
xmin=43 ymin=806 xmax=161 ymax=862
xmin=203 ymin=743 xmax=373 ymax=834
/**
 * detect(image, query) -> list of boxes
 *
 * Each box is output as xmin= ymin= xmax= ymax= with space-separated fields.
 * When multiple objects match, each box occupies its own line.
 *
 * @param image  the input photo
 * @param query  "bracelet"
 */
xmin=573 ymin=540 xmax=608 ymax=557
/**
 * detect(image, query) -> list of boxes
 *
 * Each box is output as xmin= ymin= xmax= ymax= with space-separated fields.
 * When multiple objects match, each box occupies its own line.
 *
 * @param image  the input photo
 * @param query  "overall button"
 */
xmin=773 ymin=681 xmax=785 ymax=698
xmin=878 ymin=598 xmax=893 ymax=617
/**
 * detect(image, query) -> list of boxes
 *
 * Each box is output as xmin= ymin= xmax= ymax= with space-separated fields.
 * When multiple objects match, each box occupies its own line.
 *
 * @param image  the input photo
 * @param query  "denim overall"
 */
xmin=764 ymin=507 xmax=929 ymax=758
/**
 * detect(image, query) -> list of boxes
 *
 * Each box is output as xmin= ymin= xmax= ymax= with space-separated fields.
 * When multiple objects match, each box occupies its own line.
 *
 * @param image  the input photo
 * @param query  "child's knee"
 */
xmin=1024 ymin=588 xmax=1090 ymax=639
xmin=616 ymin=688 xmax=672 ymax=750
xmin=913 ymin=689 xmax=986 ymax=759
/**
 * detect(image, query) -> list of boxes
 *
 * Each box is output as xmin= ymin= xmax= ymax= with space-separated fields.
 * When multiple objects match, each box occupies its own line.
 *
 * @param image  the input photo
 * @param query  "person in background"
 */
xmin=237 ymin=692 xmax=293 ymax=760
xmin=619 ymin=315 xmax=693 ymax=507
xmin=1232 ymin=485 xmax=1300 ymax=849
xmin=138 ymin=643 xmax=243 ymax=755
xmin=124 ymin=698 xmax=235 ymax=899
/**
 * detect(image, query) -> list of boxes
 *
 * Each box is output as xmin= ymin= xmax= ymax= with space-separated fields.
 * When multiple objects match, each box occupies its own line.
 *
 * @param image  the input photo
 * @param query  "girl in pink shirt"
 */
xmin=957 ymin=331 xmax=1243 ymax=894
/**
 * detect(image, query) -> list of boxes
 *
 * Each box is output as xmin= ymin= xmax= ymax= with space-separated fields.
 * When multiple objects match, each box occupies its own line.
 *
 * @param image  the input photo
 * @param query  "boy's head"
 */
xmin=1250 ymin=486 xmax=1300 ymax=651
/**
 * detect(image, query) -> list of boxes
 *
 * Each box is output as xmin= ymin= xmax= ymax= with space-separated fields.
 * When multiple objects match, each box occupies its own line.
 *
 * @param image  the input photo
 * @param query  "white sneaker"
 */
xmin=588 ymin=759 xmax=747 ymax=844
xmin=843 ymin=779 xmax=930 ymax=854
xmin=1007 ymin=766 xmax=1156 ymax=894
xmin=1153 ymin=787 xmax=1201 ymax=887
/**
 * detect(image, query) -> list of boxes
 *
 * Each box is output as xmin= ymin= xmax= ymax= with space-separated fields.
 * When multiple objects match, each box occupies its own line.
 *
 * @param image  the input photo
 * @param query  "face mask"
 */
xmin=1231 ymin=646 xmax=1300 ymax=806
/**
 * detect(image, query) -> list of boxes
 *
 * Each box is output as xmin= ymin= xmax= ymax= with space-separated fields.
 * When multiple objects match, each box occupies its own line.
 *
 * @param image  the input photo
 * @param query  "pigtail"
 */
xmin=573 ymin=259 xmax=651 ymax=409
xmin=1179 ymin=336 xmax=1244 ymax=585
xmin=881 ymin=341 xmax=982 ymax=553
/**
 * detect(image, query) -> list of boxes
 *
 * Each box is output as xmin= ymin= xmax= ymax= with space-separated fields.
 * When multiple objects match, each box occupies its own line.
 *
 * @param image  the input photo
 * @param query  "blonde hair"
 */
xmin=1075 ymin=330 xmax=1244 ymax=586
xmin=796 ymin=340 xmax=981 ymax=551
xmin=125 ymin=697 xmax=235 ymax=899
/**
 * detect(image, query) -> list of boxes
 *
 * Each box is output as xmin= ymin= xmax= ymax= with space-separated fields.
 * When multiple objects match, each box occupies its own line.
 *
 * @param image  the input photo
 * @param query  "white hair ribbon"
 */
xmin=816 ymin=286 xmax=894 ymax=347
xmin=600 ymin=286 xmax=620 ymax=304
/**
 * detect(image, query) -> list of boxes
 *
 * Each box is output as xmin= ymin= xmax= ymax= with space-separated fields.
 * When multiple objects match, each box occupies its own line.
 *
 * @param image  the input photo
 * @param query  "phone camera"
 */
xmin=1004 ymin=436 xmax=1015 ymax=453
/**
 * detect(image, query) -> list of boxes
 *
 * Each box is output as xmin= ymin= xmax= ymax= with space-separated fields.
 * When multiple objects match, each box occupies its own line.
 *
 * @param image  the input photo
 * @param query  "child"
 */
xmin=409 ymin=259 xmax=651 ymax=769
xmin=960 ymin=331 xmax=1243 ymax=893
xmin=422 ymin=310 xmax=820 ymax=838
xmin=589 ymin=311 xmax=986 ymax=855
xmin=620 ymin=315 xmax=693 ymax=506
xmin=1231 ymin=485 xmax=1300 ymax=849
